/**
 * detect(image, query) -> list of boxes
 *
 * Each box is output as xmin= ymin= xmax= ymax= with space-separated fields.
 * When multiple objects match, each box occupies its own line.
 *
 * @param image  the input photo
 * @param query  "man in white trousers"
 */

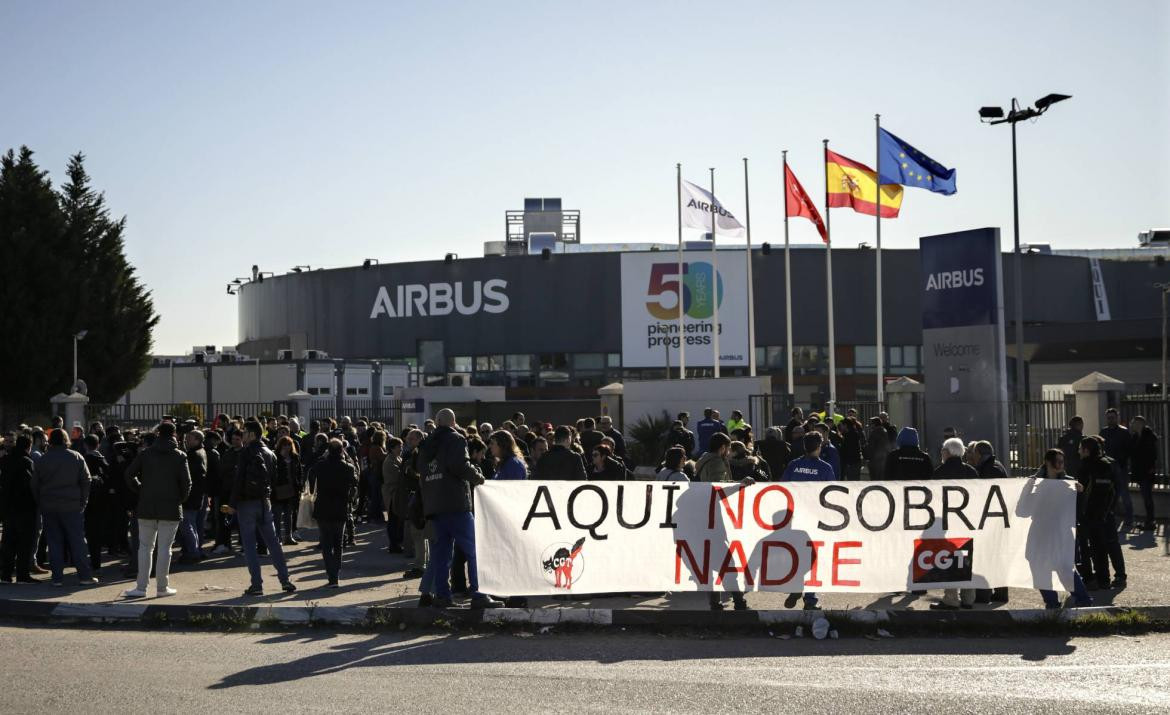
xmin=123 ymin=422 xmax=191 ymax=598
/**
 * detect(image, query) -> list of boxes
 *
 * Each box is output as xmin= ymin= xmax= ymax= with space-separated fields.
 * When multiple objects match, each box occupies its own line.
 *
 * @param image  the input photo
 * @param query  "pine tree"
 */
xmin=0 ymin=148 xmax=157 ymax=404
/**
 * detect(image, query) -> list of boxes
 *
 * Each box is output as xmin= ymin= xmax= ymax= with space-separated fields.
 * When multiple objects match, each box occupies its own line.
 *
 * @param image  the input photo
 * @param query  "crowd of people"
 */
xmin=0 ymin=404 xmax=1159 ymax=612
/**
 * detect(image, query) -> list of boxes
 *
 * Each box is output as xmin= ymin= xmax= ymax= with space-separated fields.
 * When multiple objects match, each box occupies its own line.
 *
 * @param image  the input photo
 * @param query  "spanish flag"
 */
xmin=826 ymin=149 xmax=903 ymax=218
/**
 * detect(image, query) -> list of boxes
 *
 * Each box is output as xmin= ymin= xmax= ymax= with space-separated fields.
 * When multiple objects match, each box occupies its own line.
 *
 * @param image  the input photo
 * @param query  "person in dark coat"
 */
xmin=80 ymin=434 xmax=111 ymax=575
xmin=123 ymin=422 xmax=191 ymax=598
xmin=1057 ymin=416 xmax=1084 ymax=480
xmin=974 ymin=441 xmax=1009 ymax=478
xmin=664 ymin=419 xmax=696 ymax=458
xmin=838 ymin=417 xmax=865 ymax=481
xmin=1099 ymin=408 xmax=1133 ymax=530
xmin=969 ymin=440 xmax=1010 ymax=604
xmin=0 ymin=435 xmax=38 ymax=582
xmin=932 ymin=438 xmax=979 ymax=479
xmin=1127 ymin=416 xmax=1159 ymax=530
xmin=212 ymin=431 xmax=243 ymax=554
xmin=309 ymin=439 xmax=359 ymax=587
xmin=864 ymin=417 xmax=890 ymax=480
xmin=417 ymin=409 xmax=502 ymax=609
xmin=535 ymin=426 xmax=588 ymax=480
xmin=578 ymin=418 xmax=606 ymax=459
xmin=178 ymin=430 xmax=208 ymax=564
xmin=202 ymin=431 xmax=223 ymax=543
xmin=927 ymin=437 xmax=980 ymax=610
xmin=883 ymin=427 xmax=934 ymax=480
xmin=757 ymin=427 xmax=792 ymax=478
xmin=588 ymin=444 xmax=628 ymax=481
xmin=598 ymin=416 xmax=628 ymax=464
xmin=227 ymin=421 xmax=296 ymax=596
xmin=1078 ymin=437 xmax=1126 ymax=589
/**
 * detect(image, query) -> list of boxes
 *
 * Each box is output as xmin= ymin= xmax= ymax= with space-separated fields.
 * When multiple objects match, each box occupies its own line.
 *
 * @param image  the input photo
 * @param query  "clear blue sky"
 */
xmin=3 ymin=1 xmax=1167 ymax=354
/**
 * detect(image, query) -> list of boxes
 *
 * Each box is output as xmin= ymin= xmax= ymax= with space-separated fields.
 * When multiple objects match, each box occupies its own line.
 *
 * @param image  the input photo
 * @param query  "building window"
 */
xmin=764 ymin=346 xmax=787 ymax=370
xmin=573 ymin=353 xmax=605 ymax=371
xmin=448 ymin=356 xmax=473 ymax=373
xmin=793 ymin=346 xmax=827 ymax=375
xmin=505 ymin=354 xmax=532 ymax=372
xmin=308 ymin=387 xmax=331 ymax=396
xmin=607 ymin=353 xmax=621 ymax=368
xmin=344 ymin=387 xmax=369 ymax=396
xmin=475 ymin=355 xmax=503 ymax=372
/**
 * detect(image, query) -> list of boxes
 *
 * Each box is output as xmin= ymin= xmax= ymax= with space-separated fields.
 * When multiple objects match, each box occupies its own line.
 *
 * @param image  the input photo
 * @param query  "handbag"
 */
xmin=298 ymin=486 xmax=317 ymax=529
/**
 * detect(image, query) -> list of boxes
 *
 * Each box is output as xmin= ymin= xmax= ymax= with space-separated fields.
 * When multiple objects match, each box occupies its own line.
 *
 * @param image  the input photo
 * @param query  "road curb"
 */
xmin=3 ymin=598 xmax=1168 ymax=632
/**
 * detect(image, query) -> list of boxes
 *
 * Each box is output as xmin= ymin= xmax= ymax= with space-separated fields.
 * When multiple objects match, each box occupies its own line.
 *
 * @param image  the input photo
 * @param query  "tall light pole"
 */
xmin=1157 ymin=283 xmax=1170 ymax=400
xmin=980 ymin=93 xmax=1071 ymax=402
xmin=73 ymin=330 xmax=88 ymax=391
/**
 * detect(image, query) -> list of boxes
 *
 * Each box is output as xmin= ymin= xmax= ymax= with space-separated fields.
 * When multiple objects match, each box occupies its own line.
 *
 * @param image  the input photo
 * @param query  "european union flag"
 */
xmin=877 ymin=128 xmax=956 ymax=195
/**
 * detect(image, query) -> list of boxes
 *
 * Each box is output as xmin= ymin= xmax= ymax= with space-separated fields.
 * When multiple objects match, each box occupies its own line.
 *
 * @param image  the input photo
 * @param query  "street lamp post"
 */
xmin=979 ymin=93 xmax=1071 ymax=402
xmin=73 ymin=330 xmax=88 ymax=391
xmin=1157 ymin=283 xmax=1170 ymax=400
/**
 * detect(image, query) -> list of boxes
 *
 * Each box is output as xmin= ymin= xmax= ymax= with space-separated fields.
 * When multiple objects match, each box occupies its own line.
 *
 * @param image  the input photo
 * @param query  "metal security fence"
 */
xmin=86 ymin=401 xmax=296 ymax=428
xmin=311 ymin=399 xmax=420 ymax=431
xmin=835 ymin=400 xmax=888 ymax=424
xmin=1008 ymin=399 xmax=1073 ymax=476
xmin=0 ymin=403 xmax=55 ymax=431
xmin=748 ymin=394 xmax=795 ymax=432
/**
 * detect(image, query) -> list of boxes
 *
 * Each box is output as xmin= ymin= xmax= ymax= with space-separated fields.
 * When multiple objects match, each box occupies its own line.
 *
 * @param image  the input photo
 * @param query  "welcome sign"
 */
xmin=475 ymin=479 xmax=1076 ymax=596
xmin=920 ymin=228 xmax=1010 ymax=459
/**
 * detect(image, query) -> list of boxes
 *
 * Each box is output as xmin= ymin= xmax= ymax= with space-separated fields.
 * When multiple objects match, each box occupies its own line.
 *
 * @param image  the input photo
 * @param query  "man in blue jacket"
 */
xmin=810 ymin=423 xmax=840 ymax=480
xmin=693 ymin=408 xmax=727 ymax=459
xmin=418 ymin=409 xmax=503 ymax=609
xmin=780 ymin=431 xmax=836 ymax=609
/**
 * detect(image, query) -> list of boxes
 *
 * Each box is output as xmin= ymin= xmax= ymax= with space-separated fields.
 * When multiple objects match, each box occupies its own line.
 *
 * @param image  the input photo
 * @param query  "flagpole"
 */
xmin=875 ymin=114 xmax=884 ymax=405
xmin=677 ymin=163 xmax=686 ymax=381
xmin=782 ymin=151 xmax=794 ymax=397
xmin=743 ymin=157 xmax=756 ymax=378
xmin=823 ymin=140 xmax=836 ymax=416
xmin=709 ymin=167 xmax=720 ymax=379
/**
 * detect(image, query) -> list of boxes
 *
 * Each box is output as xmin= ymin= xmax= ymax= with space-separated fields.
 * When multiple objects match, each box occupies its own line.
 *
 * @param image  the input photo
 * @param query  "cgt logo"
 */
xmin=540 ymin=537 xmax=585 ymax=590
xmin=911 ymin=538 xmax=974 ymax=584
xmin=644 ymin=261 xmax=723 ymax=320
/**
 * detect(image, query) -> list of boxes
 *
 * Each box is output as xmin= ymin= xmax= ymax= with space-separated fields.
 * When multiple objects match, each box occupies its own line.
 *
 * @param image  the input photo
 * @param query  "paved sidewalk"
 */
xmin=3 ymin=523 xmax=1167 ymax=612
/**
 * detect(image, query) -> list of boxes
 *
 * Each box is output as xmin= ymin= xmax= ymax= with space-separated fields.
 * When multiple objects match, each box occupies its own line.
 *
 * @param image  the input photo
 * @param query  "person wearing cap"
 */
xmin=883 ymin=427 xmax=934 ymax=480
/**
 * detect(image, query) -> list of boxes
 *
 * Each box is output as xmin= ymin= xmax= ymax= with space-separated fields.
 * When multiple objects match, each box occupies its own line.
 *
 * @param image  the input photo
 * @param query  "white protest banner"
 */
xmin=474 ymin=479 xmax=1075 ymax=596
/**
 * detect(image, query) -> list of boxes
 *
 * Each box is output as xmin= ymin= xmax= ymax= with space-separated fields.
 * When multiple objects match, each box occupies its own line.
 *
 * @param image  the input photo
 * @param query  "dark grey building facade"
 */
xmin=237 ymin=244 xmax=1168 ymax=400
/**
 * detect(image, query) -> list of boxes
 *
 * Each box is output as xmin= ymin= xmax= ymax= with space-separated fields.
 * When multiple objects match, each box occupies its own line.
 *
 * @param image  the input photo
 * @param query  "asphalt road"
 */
xmin=2 ymin=626 xmax=1167 ymax=714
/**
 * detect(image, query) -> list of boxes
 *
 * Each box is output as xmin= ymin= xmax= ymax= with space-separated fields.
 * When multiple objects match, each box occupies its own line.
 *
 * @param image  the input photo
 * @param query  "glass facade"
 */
xmin=393 ymin=344 xmax=922 ymax=393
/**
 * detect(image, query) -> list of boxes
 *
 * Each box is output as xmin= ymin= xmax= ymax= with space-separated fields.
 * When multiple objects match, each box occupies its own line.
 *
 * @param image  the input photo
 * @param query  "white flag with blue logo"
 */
xmin=680 ymin=180 xmax=745 ymax=238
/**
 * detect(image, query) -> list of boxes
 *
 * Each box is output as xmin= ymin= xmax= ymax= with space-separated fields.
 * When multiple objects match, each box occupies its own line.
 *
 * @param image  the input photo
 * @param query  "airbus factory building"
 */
xmin=234 ymin=235 xmax=1170 ymax=405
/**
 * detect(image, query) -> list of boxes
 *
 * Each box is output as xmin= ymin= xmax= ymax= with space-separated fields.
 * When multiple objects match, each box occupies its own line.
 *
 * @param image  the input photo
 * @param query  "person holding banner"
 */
xmin=693 ymin=432 xmax=755 ymax=611
xmin=930 ymin=438 xmax=979 ymax=610
xmin=1033 ymin=448 xmax=1093 ymax=609
xmin=779 ymin=431 xmax=836 ymax=610
xmin=417 ymin=409 xmax=503 ymax=610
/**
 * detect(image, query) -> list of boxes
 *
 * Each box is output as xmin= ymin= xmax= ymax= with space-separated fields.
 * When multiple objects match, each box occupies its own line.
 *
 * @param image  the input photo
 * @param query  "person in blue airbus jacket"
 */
xmin=810 ymin=422 xmax=840 ymax=480
xmin=780 ymin=431 xmax=836 ymax=609
xmin=693 ymin=408 xmax=727 ymax=458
